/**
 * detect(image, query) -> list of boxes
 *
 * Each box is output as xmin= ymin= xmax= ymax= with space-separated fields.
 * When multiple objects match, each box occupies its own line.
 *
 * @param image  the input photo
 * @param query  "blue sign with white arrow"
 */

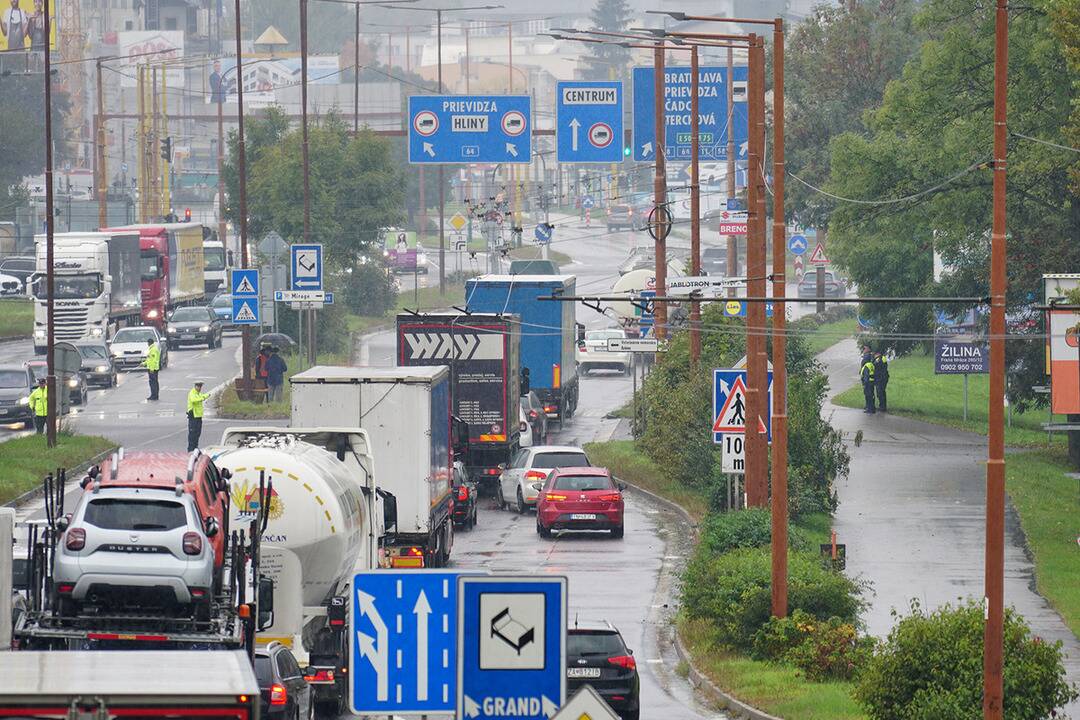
xmin=556 ymin=81 xmax=623 ymax=164
xmin=581 ymin=195 xmax=595 ymax=210
xmin=632 ymin=65 xmax=748 ymax=162
xmin=290 ymin=243 xmax=323 ymax=291
xmin=350 ymin=571 xmax=469 ymax=716
xmin=534 ymin=223 xmax=553 ymax=244
xmin=788 ymin=234 xmax=808 ymax=256
xmin=409 ymin=95 xmax=532 ymax=164
xmin=457 ymin=575 xmax=566 ymax=720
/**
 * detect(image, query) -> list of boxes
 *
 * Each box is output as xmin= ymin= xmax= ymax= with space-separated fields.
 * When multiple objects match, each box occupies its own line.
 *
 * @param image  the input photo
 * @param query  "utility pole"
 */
xmin=464 ymin=23 xmax=470 ymax=92
xmin=769 ymin=18 xmax=789 ymax=619
xmin=216 ymin=74 xmax=226 ymax=244
xmin=300 ymin=0 xmax=316 ymax=366
xmin=651 ymin=45 xmax=667 ymax=339
xmin=234 ymin=0 xmax=252 ymax=388
xmin=44 ymin=0 xmax=56 ymax=447
xmin=354 ymin=3 xmax=360 ymax=135
xmin=984 ymin=0 xmax=1009 ymax=715
xmin=745 ymin=34 xmax=768 ymax=507
xmin=151 ymin=66 xmax=159 ymax=219
xmin=96 ymin=58 xmax=107 ymax=229
xmin=689 ymin=45 xmax=701 ymax=366
xmin=726 ymin=46 xmax=737 ymax=297
xmin=437 ymin=8 xmax=446 ymax=294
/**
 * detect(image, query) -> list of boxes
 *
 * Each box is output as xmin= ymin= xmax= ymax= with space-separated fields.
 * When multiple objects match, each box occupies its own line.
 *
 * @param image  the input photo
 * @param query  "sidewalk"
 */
xmin=821 ymin=339 xmax=1080 ymax=713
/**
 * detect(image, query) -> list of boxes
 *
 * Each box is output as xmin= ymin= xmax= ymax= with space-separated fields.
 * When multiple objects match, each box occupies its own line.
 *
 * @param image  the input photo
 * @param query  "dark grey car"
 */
xmin=75 ymin=340 xmax=118 ymax=388
xmin=166 ymin=306 xmax=223 ymax=349
xmin=0 ymin=365 xmax=34 ymax=427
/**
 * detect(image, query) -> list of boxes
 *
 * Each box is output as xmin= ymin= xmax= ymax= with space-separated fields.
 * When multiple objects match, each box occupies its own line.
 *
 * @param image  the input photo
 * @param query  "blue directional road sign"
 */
xmin=788 ymin=234 xmax=808 ymax=256
xmin=290 ymin=243 xmax=323 ymax=291
xmin=230 ymin=268 xmax=260 ymax=325
xmin=409 ymin=95 xmax=531 ymax=164
xmin=581 ymin=195 xmax=595 ymax=210
xmin=713 ymin=368 xmax=773 ymax=443
xmin=457 ymin=575 xmax=567 ymax=720
xmin=556 ymin=81 xmax=623 ymax=164
xmin=351 ymin=571 xmax=468 ymax=716
xmin=632 ymin=65 xmax=748 ymax=162
xmin=534 ymin=223 xmax=553 ymax=244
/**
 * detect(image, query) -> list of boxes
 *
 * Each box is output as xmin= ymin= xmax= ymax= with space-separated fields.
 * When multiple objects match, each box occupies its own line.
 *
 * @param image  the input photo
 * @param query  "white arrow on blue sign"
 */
xmin=556 ymin=81 xmax=623 ymax=164
xmin=350 ymin=571 xmax=474 ymax=716
xmin=581 ymin=195 xmax=595 ymax=210
xmin=457 ymin=575 xmax=566 ymax=720
xmin=534 ymin=223 xmax=553 ymax=244
xmin=632 ymin=65 xmax=748 ymax=162
xmin=788 ymin=234 xmax=808 ymax=256
xmin=290 ymin=243 xmax=323 ymax=291
xmin=409 ymin=95 xmax=532 ymax=164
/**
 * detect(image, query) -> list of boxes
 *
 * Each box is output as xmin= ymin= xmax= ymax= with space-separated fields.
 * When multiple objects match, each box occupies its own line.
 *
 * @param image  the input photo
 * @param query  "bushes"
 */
xmin=681 ymin=547 xmax=865 ymax=652
xmin=754 ymin=609 xmax=873 ymax=681
xmin=700 ymin=507 xmax=810 ymax=555
xmin=855 ymin=600 xmax=1078 ymax=720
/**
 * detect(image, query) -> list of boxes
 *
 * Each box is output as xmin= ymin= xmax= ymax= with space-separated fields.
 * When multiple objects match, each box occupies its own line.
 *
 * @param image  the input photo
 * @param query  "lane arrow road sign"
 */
xmin=423 ymin=142 xmax=435 ymax=157
xmin=569 ymin=118 xmax=581 ymax=151
xmin=542 ymin=696 xmax=559 ymax=718
xmin=464 ymin=696 xmax=481 ymax=719
xmin=357 ymin=590 xmax=389 ymax=701
xmin=739 ymin=140 xmax=749 ymax=157
xmin=414 ymin=590 xmax=431 ymax=701
xmin=506 ymin=143 xmax=518 ymax=157
xmin=641 ymin=142 xmax=652 ymax=157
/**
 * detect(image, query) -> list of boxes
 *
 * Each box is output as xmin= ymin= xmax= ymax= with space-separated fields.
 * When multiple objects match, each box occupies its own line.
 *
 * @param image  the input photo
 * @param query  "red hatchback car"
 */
xmin=536 ymin=467 xmax=625 ymax=538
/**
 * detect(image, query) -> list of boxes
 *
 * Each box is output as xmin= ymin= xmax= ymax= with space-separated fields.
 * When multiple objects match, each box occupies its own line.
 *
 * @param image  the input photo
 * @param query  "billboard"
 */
xmin=0 ymin=0 xmax=57 ymax=52
xmin=117 ymin=31 xmax=184 ymax=88
xmin=210 ymin=56 xmax=340 ymax=106
xmin=933 ymin=339 xmax=989 ymax=375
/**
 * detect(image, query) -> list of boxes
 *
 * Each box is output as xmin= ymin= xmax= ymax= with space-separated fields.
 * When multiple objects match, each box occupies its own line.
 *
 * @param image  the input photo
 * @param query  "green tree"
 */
xmin=1050 ymin=0 xmax=1080 ymax=194
xmin=580 ymin=0 xmax=632 ymax=81
xmin=784 ymin=0 xmax=923 ymax=231
xmin=0 ymin=75 xmax=71 ymax=220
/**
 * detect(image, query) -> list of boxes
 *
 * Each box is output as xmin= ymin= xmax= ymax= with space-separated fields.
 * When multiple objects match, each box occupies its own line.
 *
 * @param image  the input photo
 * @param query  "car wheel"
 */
xmin=208 ymin=338 xmax=214 ymax=350
xmin=516 ymin=487 xmax=527 ymax=515
xmin=623 ymin=708 xmax=639 ymax=720
xmin=611 ymin=525 xmax=624 ymax=539
xmin=111 ymin=373 xmax=117 ymax=387
xmin=498 ymin=486 xmax=507 ymax=511
xmin=537 ymin=521 xmax=551 ymax=539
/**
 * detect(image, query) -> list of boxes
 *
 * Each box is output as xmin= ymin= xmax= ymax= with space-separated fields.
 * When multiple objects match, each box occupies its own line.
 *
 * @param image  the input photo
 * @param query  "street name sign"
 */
xmin=458 ymin=575 xmax=566 ymax=720
xmin=713 ymin=368 xmax=773 ymax=443
xmin=350 ymin=571 xmax=472 ymax=715
xmin=230 ymin=268 xmax=260 ymax=325
xmin=632 ymin=65 xmax=748 ymax=162
xmin=409 ymin=95 xmax=532 ymax=164
xmin=607 ymin=337 xmax=659 ymax=353
xmin=274 ymin=290 xmax=325 ymax=302
xmin=556 ymin=81 xmax=623 ymax=164
xmin=290 ymin=243 xmax=323 ymax=290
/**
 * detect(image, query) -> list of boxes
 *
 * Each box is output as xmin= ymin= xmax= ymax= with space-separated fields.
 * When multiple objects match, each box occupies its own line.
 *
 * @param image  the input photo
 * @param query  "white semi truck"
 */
xmin=290 ymin=366 xmax=455 ymax=569
xmin=209 ymin=427 xmax=388 ymax=717
xmin=32 ymin=231 xmax=142 ymax=354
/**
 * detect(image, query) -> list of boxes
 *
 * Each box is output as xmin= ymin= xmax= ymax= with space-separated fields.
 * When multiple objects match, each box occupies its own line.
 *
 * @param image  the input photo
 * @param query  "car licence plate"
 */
xmin=567 ymin=667 xmax=601 ymax=678
xmin=570 ymin=513 xmax=597 ymax=520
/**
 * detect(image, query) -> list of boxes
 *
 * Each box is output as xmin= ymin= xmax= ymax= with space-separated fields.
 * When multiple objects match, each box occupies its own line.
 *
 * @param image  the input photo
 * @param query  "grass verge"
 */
xmin=801 ymin=317 xmax=859 ymax=356
xmin=833 ymin=351 xmax=1059 ymax=447
xmin=583 ymin=439 xmax=710 ymax=522
xmin=0 ymin=433 xmax=115 ymax=504
xmin=679 ymin=618 xmax=867 ymax=720
xmin=346 ymin=282 xmax=468 ymax=334
xmin=216 ymin=350 xmax=347 ymax=419
xmin=1005 ymin=448 xmax=1080 ymax=637
xmin=507 ymin=245 xmax=572 ymax=267
xmin=0 ymin=299 xmax=33 ymax=339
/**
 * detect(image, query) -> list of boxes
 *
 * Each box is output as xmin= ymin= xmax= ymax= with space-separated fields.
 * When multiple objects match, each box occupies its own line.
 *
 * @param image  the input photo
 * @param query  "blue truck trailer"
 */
xmin=464 ymin=274 xmax=580 ymax=420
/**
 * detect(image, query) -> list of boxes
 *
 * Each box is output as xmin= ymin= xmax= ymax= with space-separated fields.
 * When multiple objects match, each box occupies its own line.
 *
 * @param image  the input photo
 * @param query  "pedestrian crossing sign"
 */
xmin=231 ymin=268 xmax=259 ymax=297
xmin=712 ymin=376 xmax=749 ymax=433
xmin=713 ymin=368 xmax=773 ymax=443
xmin=232 ymin=298 xmax=260 ymax=325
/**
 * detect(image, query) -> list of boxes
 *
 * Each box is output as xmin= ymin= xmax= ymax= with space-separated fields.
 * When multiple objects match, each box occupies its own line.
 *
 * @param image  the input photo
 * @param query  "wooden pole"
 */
xmin=44 ymin=0 xmax=56 ymax=446
xmin=689 ymin=45 xmax=701 ymax=366
xmin=725 ymin=46 xmax=737 ymax=297
xmin=96 ymin=58 xmax=107 ymax=229
xmin=745 ymin=34 xmax=767 ymax=507
xmin=233 ymin=0 xmax=252 ymax=384
xmin=652 ymin=45 xmax=667 ymax=339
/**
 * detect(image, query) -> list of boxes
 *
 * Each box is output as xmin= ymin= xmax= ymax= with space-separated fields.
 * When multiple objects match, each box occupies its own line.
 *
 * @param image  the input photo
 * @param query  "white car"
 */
xmin=498 ymin=445 xmax=591 ymax=514
xmin=577 ymin=328 xmax=632 ymax=376
xmin=519 ymin=405 xmax=534 ymax=448
xmin=0 ymin=272 xmax=22 ymax=296
xmin=109 ymin=326 xmax=169 ymax=371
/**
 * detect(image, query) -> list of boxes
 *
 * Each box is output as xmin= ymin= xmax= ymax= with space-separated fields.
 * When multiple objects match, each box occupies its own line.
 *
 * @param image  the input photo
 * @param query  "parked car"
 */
xmin=451 ymin=461 xmax=479 ymax=529
xmin=577 ymin=328 xmax=631 ymax=376
xmin=701 ymin=246 xmax=727 ymax=277
xmin=498 ymin=445 xmax=591 ymax=514
xmin=0 ymin=364 xmax=34 ymax=427
xmin=566 ymin=621 xmax=640 ymax=720
xmin=0 ymin=256 xmax=36 ymax=290
xmin=211 ymin=292 xmax=235 ymax=328
xmin=109 ymin=326 xmax=168 ymax=371
xmin=0 ymin=272 xmax=22 ymax=296
xmin=509 ymin=259 xmax=560 ymax=275
xmin=75 ymin=339 xmax=118 ymax=388
xmin=255 ymin=332 xmax=297 ymax=352
xmin=166 ymin=306 xmax=224 ymax=349
xmin=519 ymin=391 xmax=548 ymax=445
xmin=27 ymin=359 xmax=87 ymax=405
xmin=798 ymin=269 xmax=847 ymax=300
xmin=255 ymin=642 xmax=314 ymax=720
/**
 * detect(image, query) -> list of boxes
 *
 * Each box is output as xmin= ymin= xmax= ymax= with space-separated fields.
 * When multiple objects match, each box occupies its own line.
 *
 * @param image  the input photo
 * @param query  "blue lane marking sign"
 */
xmin=231 ymin=268 xmax=258 ymax=297
xmin=556 ymin=81 xmax=623 ymax=164
xmin=534 ymin=223 xmax=553 ymax=244
xmin=290 ymin=243 xmax=323 ymax=291
xmin=581 ymin=195 xmax=595 ymax=210
xmin=632 ymin=65 xmax=748 ymax=162
xmin=721 ymin=300 xmax=774 ymax=319
xmin=713 ymin=368 xmax=773 ymax=443
xmin=409 ymin=95 xmax=532 ymax=164
xmin=457 ymin=575 xmax=567 ymax=720
xmin=788 ymin=234 xmax=808 ymax=256
xmin=351 ymin=571 xmax=471 ymax=716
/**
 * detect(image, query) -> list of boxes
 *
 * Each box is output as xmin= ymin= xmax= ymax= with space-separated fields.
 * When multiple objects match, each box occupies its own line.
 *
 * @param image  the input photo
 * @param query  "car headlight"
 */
xmin=199 ymin=325 xmax=209 ymax=332
xmin=147 ymin=309 xmax=159 ymax=319
xmin=34 ymin=330 xmax=46 ymax=340
xmin=68 ymin=378 xmax=78 ymax=388
xmin=167 ymin=326 xmax=178 ymax=333
xmin=18 ymin=397 xmax=29 ymax=406
xmin=89 ymin=327 xmax=104 ymax=337
xmin=95 ymin=365 xmax=108 ymax=372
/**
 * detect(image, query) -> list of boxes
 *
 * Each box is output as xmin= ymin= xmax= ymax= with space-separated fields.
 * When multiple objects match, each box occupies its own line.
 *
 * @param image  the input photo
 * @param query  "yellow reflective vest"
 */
xmin=27 ymin=386 xmax=47 ymax=417
xmin=187 ymin=388 xmax=211 ymax=418
xmin=143 ymin=343 xmax=161 ymax=372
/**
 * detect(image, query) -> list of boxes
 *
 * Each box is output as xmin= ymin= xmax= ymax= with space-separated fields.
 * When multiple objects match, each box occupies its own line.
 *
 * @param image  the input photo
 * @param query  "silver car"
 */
xmin=577 ymin=328 xmax=632 ymax=376
xmin=498 ymin=445 xmax=591 ymax=514
xmin=53 ymin=486 xmax=215 ymax=618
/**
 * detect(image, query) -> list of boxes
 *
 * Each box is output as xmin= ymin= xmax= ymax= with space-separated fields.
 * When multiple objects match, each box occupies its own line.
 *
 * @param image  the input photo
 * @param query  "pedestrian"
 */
xmin=141 ymin=338 xmax=161 ymax=400
xmin=186 ymin=380 xmax=211 ymax=452
xmin=254 ymin=344 xmax=270 ymax=402
xmin=519 ymin=367 xmax=530 ymax=396
xmin=27 ymin=378 xmax=47 ymax=434
xmin=266 ymin=346 xmax=287 ymax=403
xmin=861 ymin=354 xmax=876 ymax=414
xmin=873 ymin=351 xmax=890 ymax=412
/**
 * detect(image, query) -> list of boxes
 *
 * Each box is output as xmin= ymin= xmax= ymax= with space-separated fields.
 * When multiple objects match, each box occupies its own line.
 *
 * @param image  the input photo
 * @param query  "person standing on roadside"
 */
xmin=254 ymin=345 xmax=270 ymax=402
xmin=142 ymin=338 xmax=161 ymax=400
xmin=27 ymin=377 xmax=47 ymax=433
xmin=186 ymin=380 xmax=211 ymax=451
xmin=861 ymin=354 xmax=876 ymax=414
xmin=266 ymin=346 xmax=287 ymax=403
xmin=873 ymin=351 xmax=890 ymax=412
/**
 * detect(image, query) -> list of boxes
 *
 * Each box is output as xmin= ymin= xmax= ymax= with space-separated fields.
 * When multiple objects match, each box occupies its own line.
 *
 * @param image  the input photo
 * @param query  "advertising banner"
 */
xmin=117 ymin=31 xmax=184 ymax=87
xmin=0 ymin=0 xmax=56 ymax=51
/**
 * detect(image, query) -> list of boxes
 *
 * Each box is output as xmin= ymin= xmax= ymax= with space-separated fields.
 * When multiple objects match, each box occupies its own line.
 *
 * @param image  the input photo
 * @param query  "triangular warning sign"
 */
xmin=234 ymin=276 xmax=257 ymax=294
xmin=757 ymin=415 xmax=768 ymax=434
xmin=808 ymin=242 xmax=829 ymax=265
xmin=713 ymin=376 xmax=749 ymax=433
xmin=233 ymin=301 xmax=257 ymax=322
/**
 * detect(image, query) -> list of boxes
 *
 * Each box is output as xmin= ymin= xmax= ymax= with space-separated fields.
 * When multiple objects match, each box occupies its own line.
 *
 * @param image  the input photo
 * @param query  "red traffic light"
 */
xmin=184 ymin=208 xmax=191 ymax=221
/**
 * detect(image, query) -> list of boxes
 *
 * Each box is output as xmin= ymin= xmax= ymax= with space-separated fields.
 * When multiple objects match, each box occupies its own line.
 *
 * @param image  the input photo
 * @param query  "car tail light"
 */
xmin=485 ymin=468 xmax=501 ymax=476
xmin=597 ymin=493 xmax=622 ymax=503
xmin=57 ymin=583 xmax=75 ymax=594
xmin=457 ymin=485 xmax=470 ymax=502
xmin=519 ymin=421 xmax=528 ymax=432
xmin=544 ymin=493 xmax=567 ymax=502
xmin=543 ymin=405 xmax=557 ymax=413
xmin=308 ymin=669 xmax=335 ymax=684
xmin=191 ymin=587 xmax=207 ymax=598
xmin=65 ymin=528 xmax=85 ymax=551
xmin=525 ymin=470 xmax=547 ymax=482
xmin=608 ymin=655 xmax=636 ymax=670
xmin=579 ymin=345 xmax=587 ymax=352
xmin=270 ymin=684 xmax=287 ymax=706
xmin=182 ymin=532 xmax=203 ymax=556
xmin=529 ymin=410 xmax=539 ymax=419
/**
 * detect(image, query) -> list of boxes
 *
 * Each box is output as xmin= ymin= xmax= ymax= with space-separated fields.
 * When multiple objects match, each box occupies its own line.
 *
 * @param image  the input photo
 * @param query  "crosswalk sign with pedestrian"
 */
xmin=713 ymin=376 xmax=749 ymax=432
xmin=713 ymin=368 xmax=773 ymax=443
xmin=232 ymin=298 xmax=259 ymax=325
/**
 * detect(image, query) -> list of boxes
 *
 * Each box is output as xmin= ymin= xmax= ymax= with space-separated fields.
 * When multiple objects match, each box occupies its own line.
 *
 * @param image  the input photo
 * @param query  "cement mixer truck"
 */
xmin=208 ymin=427 xmax=390 ymax=717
